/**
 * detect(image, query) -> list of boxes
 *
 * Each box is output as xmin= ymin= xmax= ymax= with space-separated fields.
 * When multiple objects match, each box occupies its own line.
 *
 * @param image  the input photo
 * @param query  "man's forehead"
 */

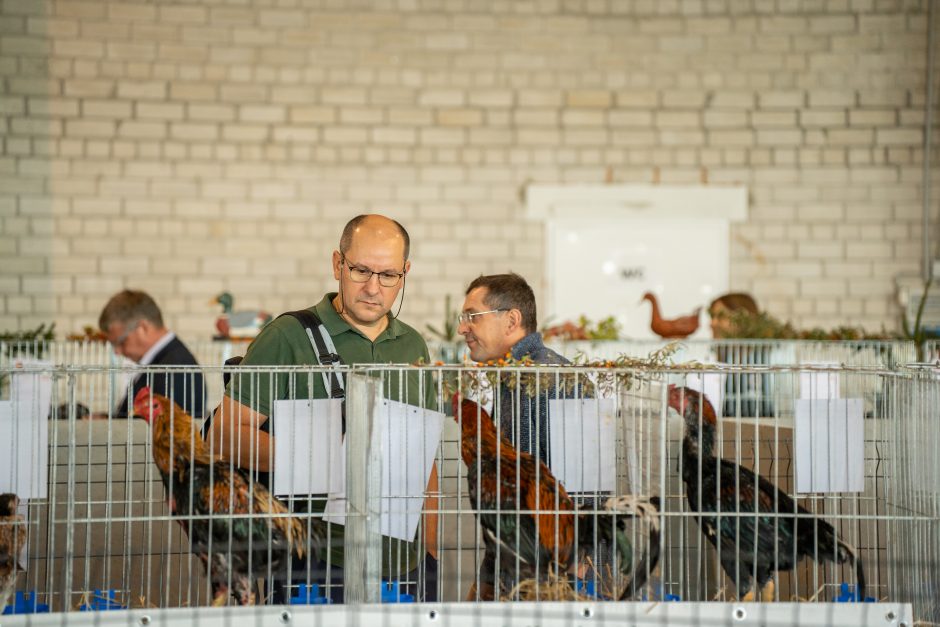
xmin=346 ymin=232 xmax=406 ymax=259
xmin=350 ymin=219 xmax=405 ymax=245
xmin=463 ymin=287 xmax=490 ymax=310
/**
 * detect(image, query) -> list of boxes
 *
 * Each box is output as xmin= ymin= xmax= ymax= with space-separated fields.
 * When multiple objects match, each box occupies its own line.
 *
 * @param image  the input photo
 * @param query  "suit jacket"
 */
xmin=116 ymin=336 xmax=206 ymax=419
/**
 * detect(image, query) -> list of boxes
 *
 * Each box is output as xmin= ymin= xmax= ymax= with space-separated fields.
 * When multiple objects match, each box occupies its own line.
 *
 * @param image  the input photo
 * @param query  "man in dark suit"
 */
xmin=99 ymin=289 xmax=205 ymax=419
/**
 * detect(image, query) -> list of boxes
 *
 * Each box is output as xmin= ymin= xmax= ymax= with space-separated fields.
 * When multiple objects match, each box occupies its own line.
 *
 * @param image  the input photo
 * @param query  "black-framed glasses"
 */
xmin=342 ymin=256 xmax=405 ymax=288
xmin=456 ymin=309 xmax=508 ymax=326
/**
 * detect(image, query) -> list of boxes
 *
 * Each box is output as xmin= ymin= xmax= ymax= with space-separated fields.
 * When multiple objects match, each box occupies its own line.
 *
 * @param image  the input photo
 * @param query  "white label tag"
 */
xmin=795 ymin=399 xmax=864 ymax=493
xmin=271 ymin=398 xmax=344 ymax=497
xmin=548 ymin=398 xmax=616 ymax=492
xmin=323 ymin=400 xmax=444 ymax=542
xmin=0 ymin=361 xmax=52 ymax=500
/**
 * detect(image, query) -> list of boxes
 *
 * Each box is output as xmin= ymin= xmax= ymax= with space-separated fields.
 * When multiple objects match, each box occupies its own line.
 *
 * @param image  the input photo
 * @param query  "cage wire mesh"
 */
xmin=0 ymin=358 xmax=935 ymax=625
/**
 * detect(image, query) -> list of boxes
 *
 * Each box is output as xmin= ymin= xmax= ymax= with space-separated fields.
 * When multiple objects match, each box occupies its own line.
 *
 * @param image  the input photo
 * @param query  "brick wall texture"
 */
xmin=0 ymin=0 xmax=929 ymax=339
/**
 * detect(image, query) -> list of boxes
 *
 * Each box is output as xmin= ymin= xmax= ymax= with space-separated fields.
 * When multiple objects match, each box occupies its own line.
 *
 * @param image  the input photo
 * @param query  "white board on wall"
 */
xmin=527 ymin=185 xmax=748 ymax=340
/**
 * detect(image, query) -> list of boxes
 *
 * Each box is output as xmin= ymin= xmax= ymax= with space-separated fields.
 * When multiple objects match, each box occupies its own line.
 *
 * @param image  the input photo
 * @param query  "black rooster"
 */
xmin=666 ymin=385 xmax=865 ymax=602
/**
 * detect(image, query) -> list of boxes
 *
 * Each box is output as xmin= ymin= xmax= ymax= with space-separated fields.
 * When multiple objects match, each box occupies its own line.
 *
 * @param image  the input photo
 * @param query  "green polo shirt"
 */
xmin=226 ymin=293 xmax=437 ymax=577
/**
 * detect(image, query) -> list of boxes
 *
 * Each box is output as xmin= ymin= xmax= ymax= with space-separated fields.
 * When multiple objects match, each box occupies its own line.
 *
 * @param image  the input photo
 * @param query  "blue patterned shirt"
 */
xmin=497 ymin=332 xmax=570 ymax=464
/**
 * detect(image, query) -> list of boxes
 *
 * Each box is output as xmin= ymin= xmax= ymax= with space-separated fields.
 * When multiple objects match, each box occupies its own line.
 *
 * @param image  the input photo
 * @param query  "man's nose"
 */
xmin=362 ymin=273 xmax=381 ymax=292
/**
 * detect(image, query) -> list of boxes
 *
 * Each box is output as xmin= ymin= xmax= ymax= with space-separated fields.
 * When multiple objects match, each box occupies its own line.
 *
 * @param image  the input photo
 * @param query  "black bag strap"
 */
xmin=280 ymin=310 xmax=345 ymax=401
xmin=221 ymin=355 xmax=244 ymax=389
xmin=207 ymin=309 xmax=346 ymax=434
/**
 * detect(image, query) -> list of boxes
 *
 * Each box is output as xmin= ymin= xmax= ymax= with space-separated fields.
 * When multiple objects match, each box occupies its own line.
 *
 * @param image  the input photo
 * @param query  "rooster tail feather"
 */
xmin=306 ymin=518 xmax=328 ymax=561
xmin=797 ymin=517 xmax=865 ymax=600
xmin=579 ymin=495 xmax=661 ymax=600
xmin=252 ymin=486 xmax=305 ymax=560
xmin=615 ymin=495 xmax=661 ymax=600
xmin=837 ymin=539 xmax=866 ymax=601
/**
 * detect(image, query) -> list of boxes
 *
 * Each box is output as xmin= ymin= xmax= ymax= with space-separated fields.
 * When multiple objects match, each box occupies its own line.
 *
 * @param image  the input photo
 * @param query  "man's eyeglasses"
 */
xmin=342 ymin=256 xmax=405 ymax=288
xmin=111 ymin=322 xmax=138 ymax=348
xmin=456 ymin=309 xmax=508 ymax=326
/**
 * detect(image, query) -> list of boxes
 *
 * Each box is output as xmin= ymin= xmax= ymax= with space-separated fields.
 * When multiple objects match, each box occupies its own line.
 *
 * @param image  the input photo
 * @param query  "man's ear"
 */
xmin=505 ymin=308 xmax=523 ymax=334
xmin=403 ymin=259 xmax=411 ymax=275
xmin=332 ymin=250 xmax=343 ymax=280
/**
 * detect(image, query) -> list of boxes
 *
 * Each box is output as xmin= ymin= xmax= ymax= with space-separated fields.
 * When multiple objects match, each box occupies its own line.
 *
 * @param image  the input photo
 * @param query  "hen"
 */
xmin=666 ymin=385 xmax=865 ymax=602
xmin=0 ymin=493 xmax=27 ymax=612
xmin=134 ymin=387 xmax=312 ymax=606
xmin=454 ymin=395 xmax=659 ymax=600
xmin=641 ymin=292 xmax=701 ymax=339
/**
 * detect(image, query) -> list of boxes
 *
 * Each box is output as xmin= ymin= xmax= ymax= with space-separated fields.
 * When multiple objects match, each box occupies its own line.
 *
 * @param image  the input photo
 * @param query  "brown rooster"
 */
xmin=454 ymin=395 xmax=659 ymax=600
xmin=0 ymin=493 xmax=27 ymax=612
xmin=641 ymin=292 xmax=701 ymax=339
xmin=134 ymin=387 xmax=313 ymax=606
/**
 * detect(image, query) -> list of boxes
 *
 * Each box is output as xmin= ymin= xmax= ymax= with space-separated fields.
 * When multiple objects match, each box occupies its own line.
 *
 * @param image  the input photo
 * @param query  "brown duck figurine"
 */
xmin=641 ymin=292 xmax=701 ymax=339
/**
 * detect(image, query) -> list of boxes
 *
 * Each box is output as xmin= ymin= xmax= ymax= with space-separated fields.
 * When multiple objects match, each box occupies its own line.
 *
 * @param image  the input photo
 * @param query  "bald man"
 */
xmin=210 ymin=214 xmax=439 ymax=602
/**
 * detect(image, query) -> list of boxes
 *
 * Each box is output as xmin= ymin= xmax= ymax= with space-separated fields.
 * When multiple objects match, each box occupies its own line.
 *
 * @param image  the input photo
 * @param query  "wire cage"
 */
xmin=0 ymin=360 xmax=934 ymax=626
xmin=542 ymin=338 xmax=919 ymax=369
xmin=923 ymin=339 xmax=940 ymax=362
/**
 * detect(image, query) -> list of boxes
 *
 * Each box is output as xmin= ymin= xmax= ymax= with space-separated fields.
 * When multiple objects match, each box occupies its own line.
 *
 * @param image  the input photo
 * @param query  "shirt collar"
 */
xmin=315 ymin=293 xmax=406 ymax=342
xmin=139 ymin=331 xmax=175 ymax=365
xmin=510 ymin=332 xmax=546 ymax=361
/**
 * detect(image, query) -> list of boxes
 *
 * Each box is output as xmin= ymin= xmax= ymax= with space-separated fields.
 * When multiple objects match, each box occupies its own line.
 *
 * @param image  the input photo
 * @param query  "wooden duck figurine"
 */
xmin=213 ymin=292 xmax=272 ymax=339
xmin=640 ymin=292 xmax=701 ymax=339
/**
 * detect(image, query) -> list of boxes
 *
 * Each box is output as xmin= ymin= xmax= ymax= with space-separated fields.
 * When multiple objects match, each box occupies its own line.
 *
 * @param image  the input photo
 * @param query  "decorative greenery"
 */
xmin=0 ymin=323 xmax=56 ymax=352
xmin=0 ymin=323 xmax=56 ymax=396
xmin=425 ymin=294 xmax=458 ymax=343
xmin=438 ymin=342 xmax=682 ymax=405
xmin=717 ymin=310 xmax=895 ymax=341
xmin=901 ymin=280 xmax=938 ymax=362
xmin=543 ymin=315 xmax=621 ymax=342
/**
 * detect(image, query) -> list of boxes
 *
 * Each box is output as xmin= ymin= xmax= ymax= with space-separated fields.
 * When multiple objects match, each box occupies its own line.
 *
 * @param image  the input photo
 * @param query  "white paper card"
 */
xmin=800 ymin=364 xmax=840 ymax=400
xmin=548 ymin=399 xmax=615 ymax=492
xmin=324 ymin=400 xmax=444 ymax=542
xmin=0 ymin=362 xmax=52 ymax=499
xmin=271 ymin=398 xmax=344 ymax=497
xmin=795 ymin=399 xmax=864 ymax=493
xmin=684 ymin=372 xmax=725 ymax=418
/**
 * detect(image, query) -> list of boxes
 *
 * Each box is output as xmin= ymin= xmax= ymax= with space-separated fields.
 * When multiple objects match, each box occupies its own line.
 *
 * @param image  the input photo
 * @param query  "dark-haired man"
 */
xmin=457 ymin=273 xmax=572 ymax=600
xmin=209 ymin=213 xmax=439 ymax=603
xmin=458 ymin=272 xmax=568 ymax=456
xmin=99 ymin=289 xmax=205 ymax=419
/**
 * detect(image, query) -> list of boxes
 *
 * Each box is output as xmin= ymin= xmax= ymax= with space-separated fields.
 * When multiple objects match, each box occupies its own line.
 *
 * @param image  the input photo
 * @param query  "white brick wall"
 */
xmin=0 ymin=0 xmax=929 ymax=338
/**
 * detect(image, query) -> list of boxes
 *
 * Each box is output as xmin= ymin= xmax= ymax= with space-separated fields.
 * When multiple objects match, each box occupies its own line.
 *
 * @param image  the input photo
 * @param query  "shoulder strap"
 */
xmin=280 ymin=310 xmax=346 ymax=401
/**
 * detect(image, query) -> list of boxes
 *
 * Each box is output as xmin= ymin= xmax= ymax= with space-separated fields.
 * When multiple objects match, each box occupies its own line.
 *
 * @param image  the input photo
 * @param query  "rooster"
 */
xmin=641 ymin=292 xmax=701 ymax=339
xmin=0 ymin=493 xmax=27 ymax=612
xmin=134 ymin=388 xmax=312 ymax=606
xmin=454 ymin=395 xmax=659 ymax=600
xmin=666 ymin=385 xmax=866 ymax=602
